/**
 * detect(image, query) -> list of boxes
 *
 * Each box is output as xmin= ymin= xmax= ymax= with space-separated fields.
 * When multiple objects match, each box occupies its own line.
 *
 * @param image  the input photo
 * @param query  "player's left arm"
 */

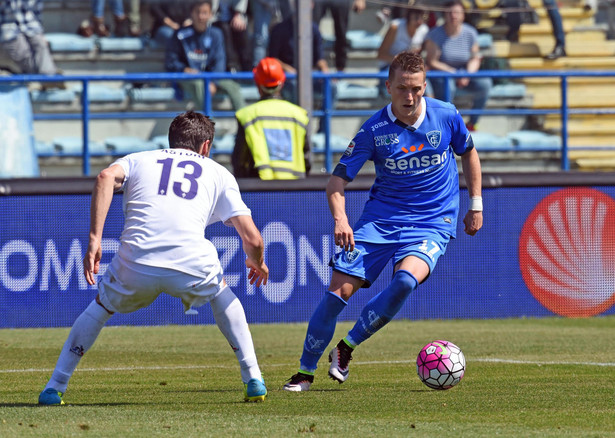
xmin=83 ymin=164 xmax=125 ymax=285
xmin=460 ymin=147 xmax=483 ymax=236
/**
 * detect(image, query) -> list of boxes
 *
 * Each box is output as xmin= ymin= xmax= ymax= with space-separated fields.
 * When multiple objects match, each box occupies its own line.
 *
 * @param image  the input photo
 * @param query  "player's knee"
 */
xmin=390 ymin=270 xmax=418 ymax=296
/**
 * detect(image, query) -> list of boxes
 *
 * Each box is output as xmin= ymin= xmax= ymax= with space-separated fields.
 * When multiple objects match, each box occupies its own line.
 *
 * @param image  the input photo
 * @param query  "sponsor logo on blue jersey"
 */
xmin=370 ymin=121 xmax=389 ymax=132
xmin=426 ymin=130 xmax=442 ymax=148
xmin=344 ymin=140 xmax=356 ymax=156
xmin=374 ymin=133 xmax=399 ymax=147
xmin=384 ymin=150 xmax=448 ymax=174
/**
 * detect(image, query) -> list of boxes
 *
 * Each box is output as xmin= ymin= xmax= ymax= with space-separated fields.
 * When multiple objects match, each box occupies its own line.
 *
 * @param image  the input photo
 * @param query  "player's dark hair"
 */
xmin=168 ymin=111 xmax=215 ymax=152
xmin=388 ymin=51 xmax=426 ymax=81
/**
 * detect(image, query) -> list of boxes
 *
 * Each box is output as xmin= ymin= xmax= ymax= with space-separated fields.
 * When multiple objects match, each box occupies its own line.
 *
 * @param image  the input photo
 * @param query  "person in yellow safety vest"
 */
xmin=232 ymin=57 xmax=310 ymax=180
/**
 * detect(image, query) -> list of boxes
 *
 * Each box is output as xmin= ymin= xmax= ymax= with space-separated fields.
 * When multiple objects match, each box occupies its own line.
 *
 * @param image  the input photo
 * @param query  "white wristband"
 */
xmin=469 ymin=196 xmax=483 ymax=212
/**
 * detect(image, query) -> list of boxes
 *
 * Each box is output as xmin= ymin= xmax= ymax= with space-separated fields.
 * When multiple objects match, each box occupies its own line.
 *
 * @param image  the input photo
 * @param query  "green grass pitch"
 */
xmin=1 ymin=317 xmax=614 ymax=437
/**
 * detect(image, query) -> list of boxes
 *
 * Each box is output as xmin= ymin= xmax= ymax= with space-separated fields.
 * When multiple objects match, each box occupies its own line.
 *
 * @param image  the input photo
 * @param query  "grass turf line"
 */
xmin=1 ymin=317 xmax=614 ymax=437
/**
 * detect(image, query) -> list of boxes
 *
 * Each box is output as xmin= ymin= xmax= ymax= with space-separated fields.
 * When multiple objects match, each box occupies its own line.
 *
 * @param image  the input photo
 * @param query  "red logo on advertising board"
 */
xmin=519 ymin=187 xmax=615 ymax=317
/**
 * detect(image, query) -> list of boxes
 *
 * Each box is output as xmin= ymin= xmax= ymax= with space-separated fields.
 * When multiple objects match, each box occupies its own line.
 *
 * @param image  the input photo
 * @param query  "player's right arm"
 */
xmin=84 ymin=164 xmax=126 ymax=285
xmin=229 ymin=215 xmax=269 ymax=288
xmin=326 ymin=175 xmax=354 ymax=252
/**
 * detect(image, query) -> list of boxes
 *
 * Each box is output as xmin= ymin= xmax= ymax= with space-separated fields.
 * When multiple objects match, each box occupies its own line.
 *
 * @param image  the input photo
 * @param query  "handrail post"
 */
xmin=204 ymin=76 xmax=212 ymax=114
xmin=323 ymin=76 xmax=332 ymax=173
xmin=560 ymin=75 xmax=569 ymax=170
xmin=81 ymin=79 xmax=90 ymax=176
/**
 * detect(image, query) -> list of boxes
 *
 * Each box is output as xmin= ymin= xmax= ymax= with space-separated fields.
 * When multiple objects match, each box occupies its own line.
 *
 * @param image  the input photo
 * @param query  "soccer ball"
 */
xmin=416 ymin=340 xmax=466 ymax=390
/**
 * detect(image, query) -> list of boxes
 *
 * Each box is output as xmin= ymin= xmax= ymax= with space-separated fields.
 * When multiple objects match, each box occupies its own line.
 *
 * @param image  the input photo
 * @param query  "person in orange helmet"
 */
xmin=232 ymin=57 xmax=311 ymax=180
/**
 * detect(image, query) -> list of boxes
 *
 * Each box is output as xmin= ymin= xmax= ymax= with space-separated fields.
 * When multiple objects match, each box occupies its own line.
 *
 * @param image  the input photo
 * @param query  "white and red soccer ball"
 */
xmin=416 ymin=340 xmax=466 ymax=390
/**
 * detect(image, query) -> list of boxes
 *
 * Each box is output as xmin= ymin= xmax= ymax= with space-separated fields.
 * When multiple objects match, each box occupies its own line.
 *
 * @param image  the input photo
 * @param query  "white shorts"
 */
xmin=98 ymin=256 xmax=225 ymax=314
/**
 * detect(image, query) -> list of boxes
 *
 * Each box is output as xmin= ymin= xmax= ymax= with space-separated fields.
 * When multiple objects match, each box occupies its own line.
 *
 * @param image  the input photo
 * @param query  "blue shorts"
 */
xmin=330 ymin=224 xmax=450 ymax=288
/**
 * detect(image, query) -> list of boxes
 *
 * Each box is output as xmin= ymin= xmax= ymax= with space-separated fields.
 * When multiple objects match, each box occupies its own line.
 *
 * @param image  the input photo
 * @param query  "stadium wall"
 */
xmin=1 ymin=173 xmax=615 ymax=328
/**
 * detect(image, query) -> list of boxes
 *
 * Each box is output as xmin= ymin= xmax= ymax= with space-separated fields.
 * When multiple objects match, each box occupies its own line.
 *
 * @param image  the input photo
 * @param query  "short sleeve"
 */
xmin=450 ymin=109 xmax=473 ymax=156
xmin=208 ymin=168 xmax=251 ymax=226
xmin=336 ymin=128 xmax=374 ymax=181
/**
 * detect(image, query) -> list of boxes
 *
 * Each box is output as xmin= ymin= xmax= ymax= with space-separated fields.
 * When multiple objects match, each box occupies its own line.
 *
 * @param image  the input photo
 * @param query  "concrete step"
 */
xmin=493 ymin=39 xmax=615 ymax=57
xmin=509 ymin=53 xmax=615 ymax=70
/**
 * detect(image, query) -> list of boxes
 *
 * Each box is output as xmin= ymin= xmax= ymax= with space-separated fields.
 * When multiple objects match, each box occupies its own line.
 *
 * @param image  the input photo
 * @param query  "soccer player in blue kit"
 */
xmin=283 ymin=51 xmax=483 ymax=391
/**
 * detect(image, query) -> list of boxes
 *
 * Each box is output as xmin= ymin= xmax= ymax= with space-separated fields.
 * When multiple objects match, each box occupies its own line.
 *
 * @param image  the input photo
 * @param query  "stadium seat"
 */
xmin=311 ymin=132 xmax=351 ymax=153
xmin=344 ymin=30 xmax=383 ymax=50
xmin=127 ymin=86 xmax=176 ymax=103
xmin=150 ymin=135 xmax=170 ymax=149
xmin=72 ymin=84 xmax=127 ymax=103
xmin=477 ymin=33 xmax=493 ymax=50
xmin=336 ymin=80 xmax=379 ymax=100
xmin=30 ymin=89 xmax=76 ymax=104
xmin=96 ymin=37 xmax=144 ymax=52
xmin=211 ymin=133 xmax=236 ymax=154
xmin=104 ymin=136 xmax=157 ymax=154
xmin=52 ymin=136 xmax=107 ymax=155
xmin=45 ymin=33 xmax=96 ymax=52
xmin=507 ymin=130 xmax=561 ymax=151
xmin=240 ymin=85 xmax=260 ymax=101
xmin=470 ymin=131 xmax=514 ymax=150
xmin=34 ymin=140 xmax=56 ymax=156
xmin=488 ymin=83 xmax=527 ymax=99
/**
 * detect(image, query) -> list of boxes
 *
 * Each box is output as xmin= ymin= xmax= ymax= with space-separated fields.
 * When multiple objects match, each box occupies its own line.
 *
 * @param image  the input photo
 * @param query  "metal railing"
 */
xmin=2 ymin=69 xmax=614 ymax=175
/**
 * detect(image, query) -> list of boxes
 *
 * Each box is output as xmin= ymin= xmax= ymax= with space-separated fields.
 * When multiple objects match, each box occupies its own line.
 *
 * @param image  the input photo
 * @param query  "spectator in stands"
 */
xmin=165 ymin=0 xmax=246 ymax=111
xmin=312 ymin=0 xmax=366 ymax=72
xmin=149 ymin=2 xmax=192 ymax=48
xmin=232 ymin=57 xmax=310 ymax=180
xmin=268 ymin=8 xmax=331 ymax=100
xmin=505 ymin=0 xmax=566 ymax=59
xmin=212 ymin=0 xmax=252 ymax=72
xmin=250 ymin=0 xmax=291 ymax=67
xmin=0 ymin=0 xmax=63 ymax=88
xmin=126 ymin=0 xmax=142 ymax=37
xmin=424 ymin=0 xmax=492 ymax=131
xmin=77 ymin=0 xmax=137 ymax=37
xmin=377 ymin=5 xmax=429 ymax=96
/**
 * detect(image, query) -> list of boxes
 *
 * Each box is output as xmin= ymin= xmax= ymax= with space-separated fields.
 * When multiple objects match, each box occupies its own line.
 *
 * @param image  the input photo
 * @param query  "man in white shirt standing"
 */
xmin=38 ymin=111 xmax=269 ymax=405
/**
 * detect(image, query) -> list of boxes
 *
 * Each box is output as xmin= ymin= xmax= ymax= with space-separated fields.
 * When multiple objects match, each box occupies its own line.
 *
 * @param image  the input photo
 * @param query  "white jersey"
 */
xmin=112 ymin=148 xmax=251 ymax=277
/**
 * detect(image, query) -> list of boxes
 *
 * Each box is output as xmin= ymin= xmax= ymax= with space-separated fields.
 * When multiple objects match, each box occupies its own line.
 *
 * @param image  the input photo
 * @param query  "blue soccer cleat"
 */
xmin=243 ymin=378 xmax=267 ymax=402
xmin=38 ymin=388 xmax=65 ymax=406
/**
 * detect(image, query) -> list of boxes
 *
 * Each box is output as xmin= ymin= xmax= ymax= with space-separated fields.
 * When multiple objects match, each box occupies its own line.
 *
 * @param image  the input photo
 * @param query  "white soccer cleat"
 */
xmin=282 ymin=372 xmax=314 ymax=392
xmin=328 ymin=340 xmax=353 ymax=383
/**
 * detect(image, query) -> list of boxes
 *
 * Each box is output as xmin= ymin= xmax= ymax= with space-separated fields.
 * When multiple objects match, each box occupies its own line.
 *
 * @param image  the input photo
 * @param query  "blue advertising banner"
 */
xmin=1 ymin=186 xmax=614 ymax=328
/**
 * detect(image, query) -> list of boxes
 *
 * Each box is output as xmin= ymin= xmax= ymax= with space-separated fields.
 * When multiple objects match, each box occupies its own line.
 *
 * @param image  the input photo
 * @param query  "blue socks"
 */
xmin=299 ymin=291 xmax=347 ymax=373
xmin=347 ymin=270 xmax=418 ymax=347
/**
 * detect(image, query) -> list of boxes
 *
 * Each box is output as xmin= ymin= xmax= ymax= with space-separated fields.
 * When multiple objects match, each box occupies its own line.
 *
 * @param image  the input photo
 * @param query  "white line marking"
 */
xmin=2 ymin=357 xmax=615 ymax=374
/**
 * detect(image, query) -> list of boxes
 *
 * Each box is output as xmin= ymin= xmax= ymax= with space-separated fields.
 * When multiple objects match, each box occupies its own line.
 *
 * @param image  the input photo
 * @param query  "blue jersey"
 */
xmin=333 ymin=97 xmax=473 ymax=239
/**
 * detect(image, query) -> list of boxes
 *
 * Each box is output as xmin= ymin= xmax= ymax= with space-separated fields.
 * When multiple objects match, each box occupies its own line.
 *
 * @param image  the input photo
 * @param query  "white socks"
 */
xmin=210 ymin=286 xmax=262 ymax=383
xmin=45 ymin=300 xmax=112 ymax=393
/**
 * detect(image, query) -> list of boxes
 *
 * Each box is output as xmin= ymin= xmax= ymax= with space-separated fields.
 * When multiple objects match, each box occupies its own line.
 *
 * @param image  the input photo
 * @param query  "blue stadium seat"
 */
xmin=45 ymin=33 xmax=96 ymax=52
xmin=30 ymin=89 xmax=76 ymax=104
xmin=127 ymin=86 xmax=176 ymax=103
xmin=105 ymin=136 xmax=157 ymax=154
xmin=488 ymin=83 xmax=526 ymax=99
xmin=52 ymin=136 xmax=107 ymax=155
xmin=97 ymin=37 xmax=144 ymax=52
xmin=477 ymin=33 xmax=493 ymax=50
xmin=336 ymin=80 xmax=379 ymax=100
xmin=311 ymin=132 xmax=351 ymax=153
xmin=507 ymin=130 xmax=561 ymax=151
xmin=344 ymin=30 xmax=383 ymax=50
xmin=34 ymin=140 xmax=56 ymax=156
xmin=470 ymin=131 xmax=514 ymax=151
xmin=212 ymin=133 xmax=236 ymax=154
xmin=240 ymin=85 xmax=260 ymax=101
xmin=150 ymin=135 xmax=170 ymax=149
xmin=72 ymin=84 xmax=126 ymax=103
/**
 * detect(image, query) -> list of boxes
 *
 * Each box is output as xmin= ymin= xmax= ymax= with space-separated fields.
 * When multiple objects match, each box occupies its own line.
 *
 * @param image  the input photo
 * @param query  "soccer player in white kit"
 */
xmin=38 ymin=111 xmax=269 ymax=404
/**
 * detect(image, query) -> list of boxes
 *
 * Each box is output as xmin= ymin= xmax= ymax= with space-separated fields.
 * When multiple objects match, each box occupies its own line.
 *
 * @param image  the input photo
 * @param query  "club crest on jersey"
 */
xmin=344 ymin=248 xmax=361 ymax=263
xmin=426 ymin=130 xmax=442 ymax=148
